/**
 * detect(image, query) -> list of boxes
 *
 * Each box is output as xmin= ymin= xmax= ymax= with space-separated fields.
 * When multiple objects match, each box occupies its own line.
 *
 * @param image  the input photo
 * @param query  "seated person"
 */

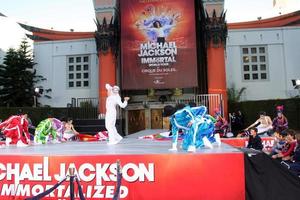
xmin=247 ymin=127 xmax=263 ymax=150
xmin=245 ymin=111 xmax=273 ymax=136
xmin=268 ymin=131 xmax=286 ymax=156
xmin=214 ymin=114 xmax=229 ymax=137
xmin=63 ymin=118 xmax=79 ymax=141
xmin=272 ymin=106 xmax=288 ymax=134
xmin=272 ymin=129 xmax=296 ymax=161
xmin=288 ymin=133 xmax=300 ymax=175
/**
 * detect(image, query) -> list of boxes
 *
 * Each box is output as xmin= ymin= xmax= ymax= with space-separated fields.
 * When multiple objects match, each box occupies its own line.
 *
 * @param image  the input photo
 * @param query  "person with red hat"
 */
xmin=214 ymin=108 xmax=229 ymax=137
xmin=272 ymin=105 xmax=288 ymax=134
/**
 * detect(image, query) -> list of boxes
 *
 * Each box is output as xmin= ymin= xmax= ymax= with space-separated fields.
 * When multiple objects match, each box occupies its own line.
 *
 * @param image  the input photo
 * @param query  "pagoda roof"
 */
xmin=19 ymin=23 xmax=94 ymax=42
xmin=19 ymin=10 xmax=300 ymax=42
xmin=228 ymin=10 xmax=300 ymax=29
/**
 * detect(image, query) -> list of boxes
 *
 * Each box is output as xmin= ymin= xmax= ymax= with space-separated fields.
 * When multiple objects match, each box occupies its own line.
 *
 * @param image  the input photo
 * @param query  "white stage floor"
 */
xmin=0 ymin=129 xmax=241 ymax=156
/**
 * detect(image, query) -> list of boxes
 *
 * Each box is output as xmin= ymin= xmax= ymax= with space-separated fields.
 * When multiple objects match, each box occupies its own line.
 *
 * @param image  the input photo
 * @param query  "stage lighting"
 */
xmin=292 ymin=79 xmax=300 ymax=89
xmin=34 ymin=87 xmax=44 ymax=94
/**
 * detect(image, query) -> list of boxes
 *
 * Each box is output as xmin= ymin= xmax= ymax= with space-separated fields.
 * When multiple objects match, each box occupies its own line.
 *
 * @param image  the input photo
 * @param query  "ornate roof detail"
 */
xmin=228 ymin=10 xmax=300 ymax=29
xmin=94 ymin=3 xmax=119 ymax=55
xmin=25 ymin=34 xmax=51 ymax=41
xmin=19 ymin=23 xmax=44 ymax=33
xmin=205 ymin=9 xmax=228 ymax=47
xmin=18 ymin=23 xmax=94 ymax=41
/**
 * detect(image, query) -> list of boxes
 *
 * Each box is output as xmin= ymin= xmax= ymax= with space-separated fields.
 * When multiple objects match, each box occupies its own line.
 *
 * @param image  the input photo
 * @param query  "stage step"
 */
xmin=73 ymin=119 xmax=105 ymax=126
xmin=73 ymin=119 xmax=124 ymax=135
xmin=75 ymin=125 xmax=106 ymax=133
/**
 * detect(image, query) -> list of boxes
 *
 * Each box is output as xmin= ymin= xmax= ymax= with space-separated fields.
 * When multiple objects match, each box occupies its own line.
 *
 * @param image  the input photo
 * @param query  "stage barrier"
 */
xmin=0 ymin=153 xmax=245 ymax=200
xmin=222 ymin=137 xmax=275 ymax=149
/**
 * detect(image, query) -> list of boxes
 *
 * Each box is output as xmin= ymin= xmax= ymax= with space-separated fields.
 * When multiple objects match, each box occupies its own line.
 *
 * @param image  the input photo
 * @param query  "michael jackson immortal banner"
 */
xmin=121 ymin=0 xmax=198 ymax=89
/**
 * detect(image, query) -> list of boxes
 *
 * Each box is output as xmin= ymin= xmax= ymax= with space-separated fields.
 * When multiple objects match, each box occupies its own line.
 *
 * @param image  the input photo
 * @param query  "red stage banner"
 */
xmin=0 ymin=154 xmax=245 ymax=200
xmin=222 ymin=137 xmax=275 ymax=149
xmin=121 ymin=0 xmax=198 ymax=89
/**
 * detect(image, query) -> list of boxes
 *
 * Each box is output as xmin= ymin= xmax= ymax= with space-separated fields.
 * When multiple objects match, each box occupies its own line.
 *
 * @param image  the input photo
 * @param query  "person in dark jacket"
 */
xmin=247 ymin=127 xmax=263 ymax=150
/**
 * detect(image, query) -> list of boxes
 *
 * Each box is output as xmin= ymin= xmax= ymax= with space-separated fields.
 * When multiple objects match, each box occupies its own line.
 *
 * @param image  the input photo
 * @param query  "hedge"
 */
xmin=2 ymin=99 xmax=299 ymax=130
xmin=0 ymin=107 xmax=98 ymax=126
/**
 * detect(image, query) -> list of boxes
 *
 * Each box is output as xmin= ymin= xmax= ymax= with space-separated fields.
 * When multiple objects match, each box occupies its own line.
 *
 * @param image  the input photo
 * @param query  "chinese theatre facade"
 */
xmin=21 ymin=0 xmax=228 ymax=134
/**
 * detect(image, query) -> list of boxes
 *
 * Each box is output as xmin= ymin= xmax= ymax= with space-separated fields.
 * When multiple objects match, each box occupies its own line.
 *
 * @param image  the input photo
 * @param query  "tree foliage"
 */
xmin=227 ymin=85 xmax=246 ymax=104
xmin=0 ymin=39 xmax=42 ymax=107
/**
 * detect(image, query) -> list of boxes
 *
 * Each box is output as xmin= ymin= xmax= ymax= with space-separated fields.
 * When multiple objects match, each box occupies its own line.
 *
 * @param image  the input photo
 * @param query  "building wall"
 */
xmin=282 ymin=27 xmax=300 ymax=97
xmin=0 ymin=48 xmax=5 ymax=64
xmin=226 ymin=26 xmax=300 ymax=101
xmin=33 ymin=39 xmax=98 ymax=107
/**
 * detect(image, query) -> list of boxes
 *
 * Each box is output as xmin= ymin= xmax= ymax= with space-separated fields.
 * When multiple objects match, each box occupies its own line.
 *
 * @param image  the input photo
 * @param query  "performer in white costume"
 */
xmin=245 ymin=111 xmax=273 ymax=135
xmin=105 ymin=84 xmax=130 ymax=145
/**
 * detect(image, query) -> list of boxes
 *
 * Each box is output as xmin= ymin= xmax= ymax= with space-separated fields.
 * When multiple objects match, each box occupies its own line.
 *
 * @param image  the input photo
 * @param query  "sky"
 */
xmin=0 ymin=0 xmax=300 ymax=51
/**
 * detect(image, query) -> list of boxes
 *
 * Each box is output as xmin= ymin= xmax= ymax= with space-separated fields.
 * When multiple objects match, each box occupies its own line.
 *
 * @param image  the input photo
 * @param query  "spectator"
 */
xmin=272 ymin=106 xmax=288 ymax=134
xmin=230 ymin=111 xmax=244 ymax=136
xmin=213 ymin=108 xmax=228 ymax=137
xmin=247 ymin=127 xmax=263 ymax=150
xmin=288 ymin=133 xmax=300 ymax=175
xmin=268 ymin=131 xmax=286 ymax=156
xmin=272 ymin=129 xmax=296 ymax=161
xmin=214 ymin=114 xmax=229 ymax=137
xmin=236 ymin=110 xmax=245 ymax=128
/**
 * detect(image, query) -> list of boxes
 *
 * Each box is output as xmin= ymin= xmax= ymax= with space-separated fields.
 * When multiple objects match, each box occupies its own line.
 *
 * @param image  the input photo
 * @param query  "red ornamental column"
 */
xmin=95 ymin=17 xmax=118 ymax=115
xmin=207 ymin=42 xmax=228 ymax=118
xmin=205 ymin=10 xmax=228 ymax=119
xmin=98 ymin=49 xmax=116 ymax=114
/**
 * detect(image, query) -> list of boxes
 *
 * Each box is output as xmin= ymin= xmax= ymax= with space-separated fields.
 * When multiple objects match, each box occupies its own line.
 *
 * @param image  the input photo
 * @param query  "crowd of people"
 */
xmin=0 ymin=101 xmax=299 ymax=175
xmin=164 ymin=103 xmax=300 ymax=175
xmin=227 ymin=105 xmax=289 ymax=138
xmin=246 ymin=127 xmax=300 ymax=176
xmin=167 ymin=103 xmax=291 ymax=142
xmin=229 ymin=106 xmax=300 ymax=176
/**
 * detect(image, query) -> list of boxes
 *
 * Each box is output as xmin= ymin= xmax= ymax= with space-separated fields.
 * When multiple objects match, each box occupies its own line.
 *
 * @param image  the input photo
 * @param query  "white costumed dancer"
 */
xmin=105 ymin=84 xmax=130 ymax=145
xmin=245 ymin=111 xmax=273 ymax=135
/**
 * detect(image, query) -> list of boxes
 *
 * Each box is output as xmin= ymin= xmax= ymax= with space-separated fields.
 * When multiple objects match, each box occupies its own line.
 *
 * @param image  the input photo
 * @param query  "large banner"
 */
xmin=0 ymin=154 xmax=245 ymax=199
xmin=221 ymin=137 xmax=275 ymax=149
xmin=121 ymin=0 xmax=198 ymax=89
